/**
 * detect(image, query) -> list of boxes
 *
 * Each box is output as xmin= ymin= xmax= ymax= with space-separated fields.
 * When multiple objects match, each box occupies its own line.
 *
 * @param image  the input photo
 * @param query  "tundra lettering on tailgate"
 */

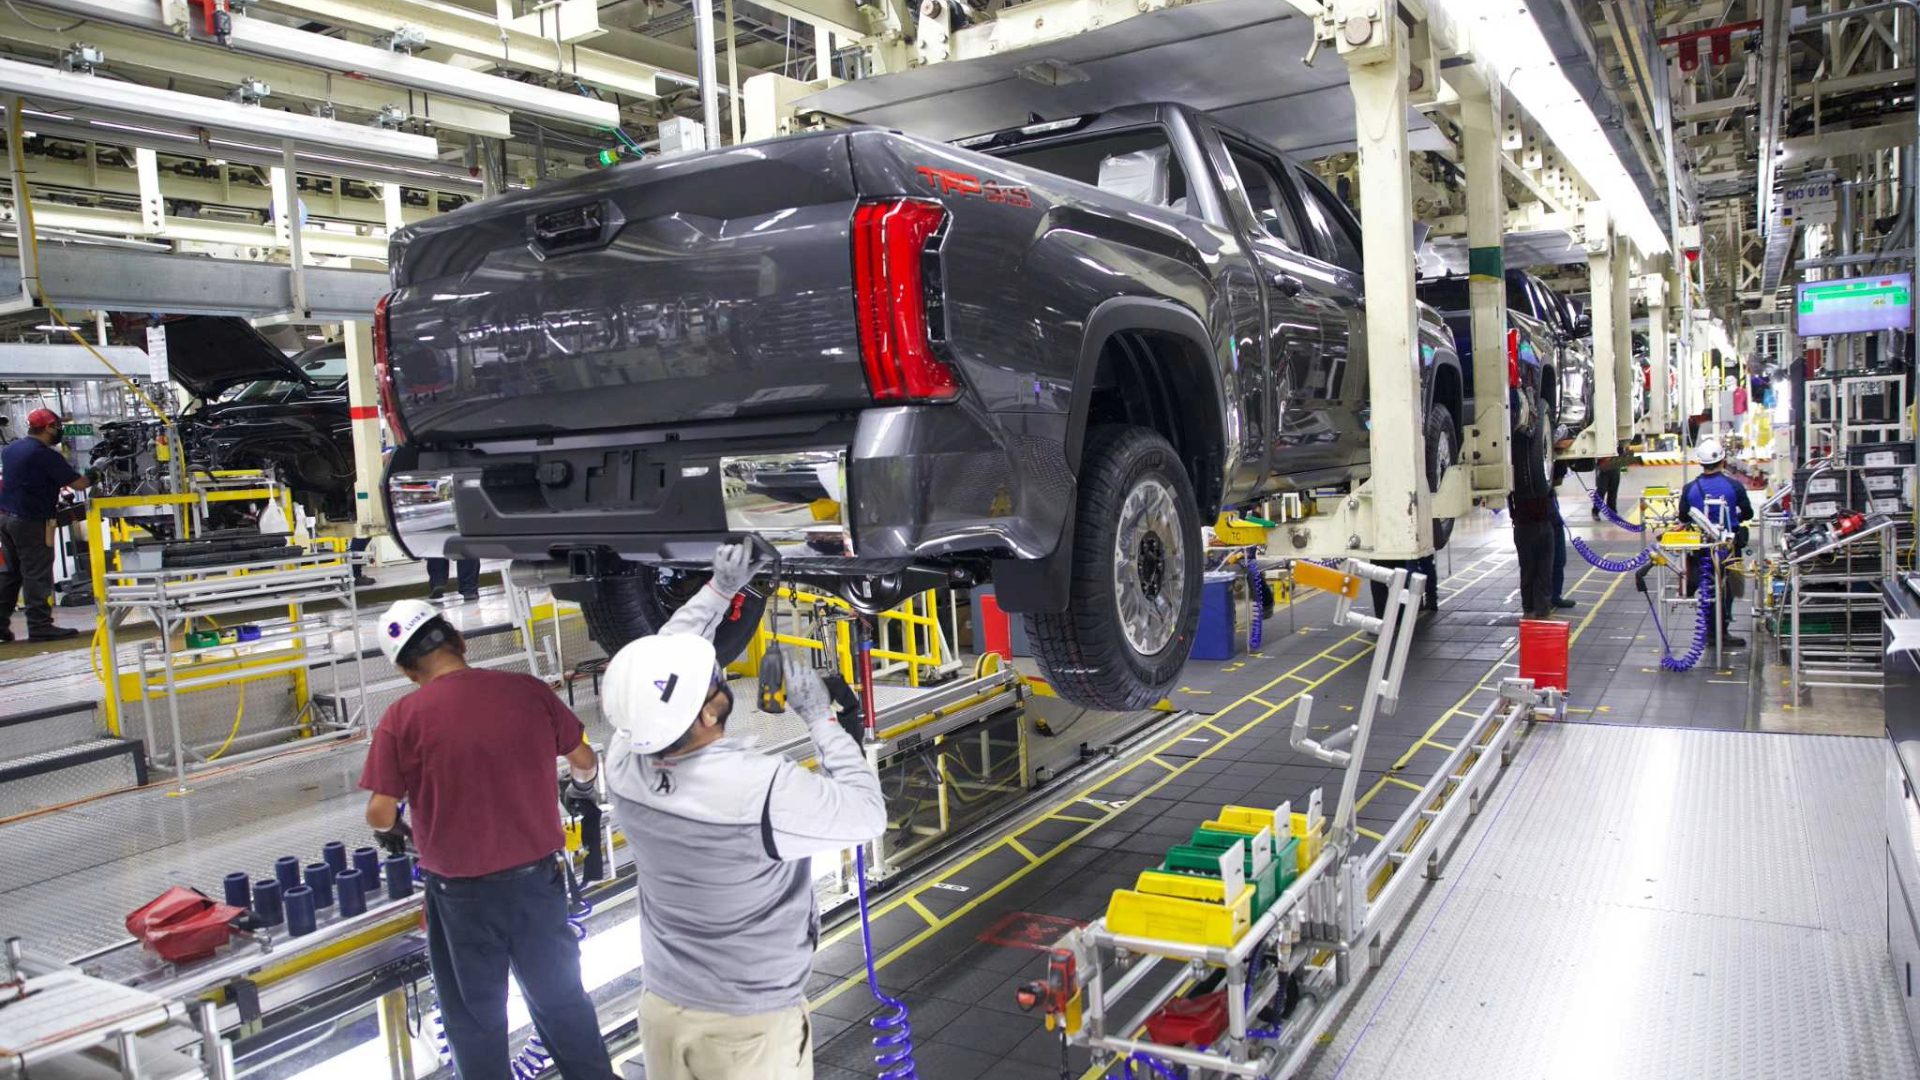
xmin=916 ymin=165 xmax=1033 ymax=208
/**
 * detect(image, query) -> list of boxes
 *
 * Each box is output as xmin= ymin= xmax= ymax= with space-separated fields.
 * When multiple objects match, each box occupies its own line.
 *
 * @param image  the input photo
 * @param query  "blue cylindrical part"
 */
xmin=252 ymin=879 xmax=283 ymax=927
xmin=223 ymin=872 xmax=251 ymax=910
xmin=285 ymin=886 xmax=317 ymax=937
xmin=352 ymin=846 xmax=382 ymax=888
xmin=322 ymin=841 xmax=349 ymax=875
xmin=384 ymin=854 xmax=414 ymax=899
xmin=336 ymin=869 xmax=367 ymax=918
xmin=274 ymin=856 xmax=301 ymax=891
xmin=304 ymin=862 xmax=335 ymax=908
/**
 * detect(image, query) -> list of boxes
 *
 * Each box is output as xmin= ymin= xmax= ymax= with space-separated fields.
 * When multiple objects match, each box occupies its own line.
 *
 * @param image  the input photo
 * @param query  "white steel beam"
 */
xmin=1451 ymin=64 xmax=1512 ymax=503
xmin=18 ymin=202 xmax=389 ymax=259
xmin=256 ymin=0 xmax=679 ymax=100
xmin=1610 ymin=237 xmax=1632 ymax=444
xmin=19 ymin=107 xmax=483 ymax=192
xmin=342 ymin=320 xmax=388 ymax=537
xmin=0 ymin=58 xmax=439 ymax=160
xmin=2 ymin=154 xmax=439 ymax=228
xmin=1577 ymin=202 xmax=1619 ymax=461
xmin=0 ymin=249 xmax=387 ymax=321
xmin=1646 ymin=263 xmax=1670 ymax=433
xmin=1345 ymin=4 xmax=1430 ymax=558
xmin=0 ymin=10 xmax=513 ymax=137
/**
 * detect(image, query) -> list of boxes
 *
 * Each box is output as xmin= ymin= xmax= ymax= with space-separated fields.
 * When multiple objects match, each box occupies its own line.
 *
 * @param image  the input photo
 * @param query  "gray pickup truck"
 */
xmin=377 ymin=103 xmax=1464 ymax=710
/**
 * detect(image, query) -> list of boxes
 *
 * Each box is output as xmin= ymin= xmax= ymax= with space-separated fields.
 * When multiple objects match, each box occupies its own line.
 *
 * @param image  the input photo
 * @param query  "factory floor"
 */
xmin=1 ymin=469 xmax=1907 ymax=1079
xmin=780 ymin=470 xmax=1908 ymax=1080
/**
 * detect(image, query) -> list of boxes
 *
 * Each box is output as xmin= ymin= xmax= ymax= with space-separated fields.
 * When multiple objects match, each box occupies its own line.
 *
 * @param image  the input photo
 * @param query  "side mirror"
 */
xmin=1572 ymin=313 xmax=1592 ymax=337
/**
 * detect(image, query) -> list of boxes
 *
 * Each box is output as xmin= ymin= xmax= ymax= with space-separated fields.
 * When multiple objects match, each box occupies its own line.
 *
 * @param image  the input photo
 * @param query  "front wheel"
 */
xmin=1025 ymin=426 xmax=1203 ymax=711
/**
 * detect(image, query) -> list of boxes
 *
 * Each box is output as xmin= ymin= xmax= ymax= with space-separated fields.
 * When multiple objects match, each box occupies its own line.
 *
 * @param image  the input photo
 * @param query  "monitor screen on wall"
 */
xmin=1795 ymin=273 xmax=1912 ymax=336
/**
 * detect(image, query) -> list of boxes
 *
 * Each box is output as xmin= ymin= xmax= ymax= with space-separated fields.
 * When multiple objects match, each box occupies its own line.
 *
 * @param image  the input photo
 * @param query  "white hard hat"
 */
xmin=603 ymin=633 xmax=719 ymax=754
xmin=1694 ymin=438 xmax=1725 ymax=466
xmin=378 ymin=598 xmax=442 ymax=665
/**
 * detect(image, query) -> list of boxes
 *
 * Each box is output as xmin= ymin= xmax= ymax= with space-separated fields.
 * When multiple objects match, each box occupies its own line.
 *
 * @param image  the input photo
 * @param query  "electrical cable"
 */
xmin=203 ymin=679 xmax=248 ymax=761
xmin=5 ymin=0 xmax=84 ymax=32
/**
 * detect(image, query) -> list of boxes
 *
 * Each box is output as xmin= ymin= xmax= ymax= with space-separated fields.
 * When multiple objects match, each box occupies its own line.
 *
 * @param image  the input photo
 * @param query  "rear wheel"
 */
xmin=1025 ymin=426 xmax=1203 ymax=711
xmin=1424 ymin=405 xmax=1459 ymax=550
xmin=581 ymin=568 xmax=767 ymax=663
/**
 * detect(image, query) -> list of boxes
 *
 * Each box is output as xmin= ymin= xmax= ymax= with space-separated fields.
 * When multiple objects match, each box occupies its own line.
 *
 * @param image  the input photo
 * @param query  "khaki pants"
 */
xmin=639 ymin=992 xmax=812 ymax=1080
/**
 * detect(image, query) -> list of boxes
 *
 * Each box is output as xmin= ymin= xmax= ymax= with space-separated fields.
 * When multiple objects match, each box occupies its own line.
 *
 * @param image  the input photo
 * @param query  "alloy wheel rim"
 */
xmin=1113 ymin=477 xmax=1186 ymax=656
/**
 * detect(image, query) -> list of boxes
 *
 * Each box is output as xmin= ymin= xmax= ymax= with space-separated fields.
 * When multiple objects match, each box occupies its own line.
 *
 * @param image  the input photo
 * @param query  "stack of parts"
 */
xmin=1105 ymin=803 xmax=1317 ymax=948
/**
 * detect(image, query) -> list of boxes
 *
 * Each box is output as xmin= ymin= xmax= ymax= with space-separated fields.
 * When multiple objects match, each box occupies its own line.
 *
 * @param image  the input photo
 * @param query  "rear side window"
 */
xmin=1222 ymin=142 xmax=1306 ymax=249
xmin=990 ymin=129 xmax=1193 ymax=214
xmin=1506 ymin=275 xmax=1534 ymax=315
xmin=1293 ymin=169 xmax=1364 ymax=273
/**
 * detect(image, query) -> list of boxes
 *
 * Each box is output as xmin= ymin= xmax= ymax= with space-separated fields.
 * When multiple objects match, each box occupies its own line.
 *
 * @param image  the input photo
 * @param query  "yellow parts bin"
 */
xmin=1108 ymin=838 xmax=1255 ymax=948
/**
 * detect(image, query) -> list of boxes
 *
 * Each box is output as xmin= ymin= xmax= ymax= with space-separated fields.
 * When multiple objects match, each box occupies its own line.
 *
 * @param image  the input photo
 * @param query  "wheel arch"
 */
xmin=1066 ymin=297 xmax=1229 ymax=517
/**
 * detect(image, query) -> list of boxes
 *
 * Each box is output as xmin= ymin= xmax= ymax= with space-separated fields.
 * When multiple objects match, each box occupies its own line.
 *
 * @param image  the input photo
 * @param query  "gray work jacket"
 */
xmin=605 ymin=584 xmax=886 ymax=1015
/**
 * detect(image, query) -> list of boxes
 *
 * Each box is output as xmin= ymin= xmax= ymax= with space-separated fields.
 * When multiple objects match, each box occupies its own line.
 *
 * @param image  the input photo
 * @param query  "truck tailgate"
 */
xmin=383 ymin=131 xmax=869 ymax=440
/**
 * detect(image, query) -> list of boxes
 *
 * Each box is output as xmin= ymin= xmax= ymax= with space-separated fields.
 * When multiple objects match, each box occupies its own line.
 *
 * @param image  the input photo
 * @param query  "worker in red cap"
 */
xmin=0 ymin=409 xmax=97 ymax=643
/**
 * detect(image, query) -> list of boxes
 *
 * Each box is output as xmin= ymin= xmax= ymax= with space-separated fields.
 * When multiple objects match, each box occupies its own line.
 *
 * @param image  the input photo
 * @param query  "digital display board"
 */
xmin=1796 ymin=274 xmax=1912 ymax=336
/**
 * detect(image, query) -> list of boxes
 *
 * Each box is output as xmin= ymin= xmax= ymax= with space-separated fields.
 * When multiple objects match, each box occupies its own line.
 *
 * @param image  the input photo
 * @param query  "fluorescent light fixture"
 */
xmin=0 ymin=58 xmax=440 ymax=160
xmin=1448 ymin=1 xmax=1670 ymax=257
xmin=23 ymin=0 xmax=622 ymax=128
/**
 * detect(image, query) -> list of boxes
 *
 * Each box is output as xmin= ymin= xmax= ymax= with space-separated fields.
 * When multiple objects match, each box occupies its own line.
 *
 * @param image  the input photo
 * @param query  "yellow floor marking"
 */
xmin=1384 ymin=775 xmax=1423 ymax=791
xmin=1005 ymin=837 xmax=1039 ymax=864
xmin=807 ymin=629 xmax=1379 ymax=1008
xmin=1200 ymin=721 xmax=1232 ymax=737
xmin=1249 ymin=695 xmax=1278 ymax=709
xmin=903 ymin=895 xmax=940 ymax=926
xmin=1422 ymin=738 xmax=1455 ymax=752
xmin=808 ymin=545 xmax=1545 ymax=1023
xmin=1049 ymin=813 xmax=1103 ymax=825
xmin=1356 ymin=826 xmax=1384 ymax=841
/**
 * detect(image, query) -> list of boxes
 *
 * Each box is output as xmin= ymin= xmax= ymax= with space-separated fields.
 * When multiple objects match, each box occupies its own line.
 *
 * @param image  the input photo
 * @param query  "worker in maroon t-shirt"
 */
xmin=359 ymin=599 xmax=616 ymax=1080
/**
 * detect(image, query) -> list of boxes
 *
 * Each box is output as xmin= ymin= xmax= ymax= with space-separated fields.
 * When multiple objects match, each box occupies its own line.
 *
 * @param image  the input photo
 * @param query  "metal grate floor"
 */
xmin=1308 ymin=723 xmax=1915 ymax=1080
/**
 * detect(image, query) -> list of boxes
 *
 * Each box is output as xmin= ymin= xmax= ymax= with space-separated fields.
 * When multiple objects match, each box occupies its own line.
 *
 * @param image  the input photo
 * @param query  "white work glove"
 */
xmin=782 ymin=651 xmax=835 ymax=724
xmin=708 ymin=541 xmax=756 ymax=597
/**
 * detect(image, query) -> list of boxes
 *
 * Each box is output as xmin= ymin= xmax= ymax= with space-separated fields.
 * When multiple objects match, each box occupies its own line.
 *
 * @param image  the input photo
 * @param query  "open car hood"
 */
xmin=160 ymin=316 xmax=312 ymax=401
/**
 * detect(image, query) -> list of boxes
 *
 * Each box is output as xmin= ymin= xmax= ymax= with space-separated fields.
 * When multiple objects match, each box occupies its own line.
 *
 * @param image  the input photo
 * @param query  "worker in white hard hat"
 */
xmin=1680 ymin=438 xmax=1753 ymax=648
xmin=602 ymin=542 xmax=886 ymax=1080
xmin=358 ymin=599 xmax=617 ymax=1080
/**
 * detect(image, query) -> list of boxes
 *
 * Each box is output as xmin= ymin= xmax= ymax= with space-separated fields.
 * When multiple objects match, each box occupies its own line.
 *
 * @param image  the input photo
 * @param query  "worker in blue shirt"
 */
xmin=1679 ymin=439 xmax=1752 ymax=648
xmin=0 ymin=409 xmax=96 ymax=643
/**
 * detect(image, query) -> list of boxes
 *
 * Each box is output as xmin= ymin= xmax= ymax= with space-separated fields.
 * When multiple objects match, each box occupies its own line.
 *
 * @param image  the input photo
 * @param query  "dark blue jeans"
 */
xmin=426 ymin=558 xmax=481 ymax=597
xmin=423 ymin=858 xmax=615 ymax=1080
xmin=1550 ymin=514 xmax=1568 ymax=601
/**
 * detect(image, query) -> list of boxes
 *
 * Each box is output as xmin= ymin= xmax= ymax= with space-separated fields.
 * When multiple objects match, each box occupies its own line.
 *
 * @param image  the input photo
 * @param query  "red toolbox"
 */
xmin=1517 ymin=618 xmax=1569 ymax=692
xmin=1144 ymin=990 xmax=1229 ymax=1048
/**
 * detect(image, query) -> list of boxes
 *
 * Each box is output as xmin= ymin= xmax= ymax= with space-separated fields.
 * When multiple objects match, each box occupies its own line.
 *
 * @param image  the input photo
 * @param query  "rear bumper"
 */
xmin=387 ymin=406 xmax=1073 ymax=569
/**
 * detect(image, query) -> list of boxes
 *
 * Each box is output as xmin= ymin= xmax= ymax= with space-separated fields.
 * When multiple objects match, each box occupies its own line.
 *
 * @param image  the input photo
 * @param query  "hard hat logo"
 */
xmin=656 ymin=674 xmax=679 ymax=702
xmin=605 ymin=633 xmax=718 ymax=754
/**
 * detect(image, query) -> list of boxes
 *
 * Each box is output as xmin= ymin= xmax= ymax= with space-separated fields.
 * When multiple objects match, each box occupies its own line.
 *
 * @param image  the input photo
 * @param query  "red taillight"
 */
xmin=372 ymin=292 xmax=409 ymax=446
xmin=852 ymin=199 xmax=958 ymax=402
xmin=1506 ymin=327 xmax=1521 ymax=389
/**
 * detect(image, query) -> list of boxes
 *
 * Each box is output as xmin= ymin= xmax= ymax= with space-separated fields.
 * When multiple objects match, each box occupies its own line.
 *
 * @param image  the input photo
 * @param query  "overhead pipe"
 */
xmin=2 ymin=98 xmax=41 ymax=316
xmin=694 ymin=0 xmax=723 ymax=149
xmin=18 ymin=0 xmax=621 ymax=129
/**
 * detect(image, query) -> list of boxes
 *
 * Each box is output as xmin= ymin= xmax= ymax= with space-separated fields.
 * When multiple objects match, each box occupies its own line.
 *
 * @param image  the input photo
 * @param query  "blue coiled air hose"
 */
xmin=854 ymin=846 xmax=918 ymax=1079
xmin=1659 ymin=554 xmax=1717 ymax=673
xmin=1569 ymin=536 xmax=1654 ymax=573
xmin=1586 ymin=484 xmax=1644 ymax=533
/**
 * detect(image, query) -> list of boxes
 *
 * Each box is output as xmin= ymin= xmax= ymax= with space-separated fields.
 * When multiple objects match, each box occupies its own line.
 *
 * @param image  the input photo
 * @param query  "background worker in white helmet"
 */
xmin=602 ymin=542 xmax=886 ymax=1080
xmin=1680 ymin=438 xmax=1754 ymax=647
xmin=358 ymin=599 xmax=617 ymax=1080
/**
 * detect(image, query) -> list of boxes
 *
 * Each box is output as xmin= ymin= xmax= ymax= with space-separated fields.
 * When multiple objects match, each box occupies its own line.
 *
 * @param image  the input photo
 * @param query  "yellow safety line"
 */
xmin=1145 ymin=756 xmax=1177 ymax=772
xmin=1384 ymin=776 xmax=1423 ymax=792
xmin=1049 ymin=813 xmax=1103 ymax=825
xmin=1249 ymin=696 xmax=1278 ymax=709
xmin=1200 ymin=722 xmax=1232 ymax=737
xmin=806 ymin=546 xmax=1526 ymax=1015
xmin=1356 ymin=826 xmax=1384 ymax=841
xmin=1006 ymin=838 xmax=1039 ymax=864
xmin=1423 ymin=739 xmax=1456 ymax=752
xmin=902 ymin=895 xmax=940 ymax=926
xmin=806 ymin=630 xmax=1379 ymax=1007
